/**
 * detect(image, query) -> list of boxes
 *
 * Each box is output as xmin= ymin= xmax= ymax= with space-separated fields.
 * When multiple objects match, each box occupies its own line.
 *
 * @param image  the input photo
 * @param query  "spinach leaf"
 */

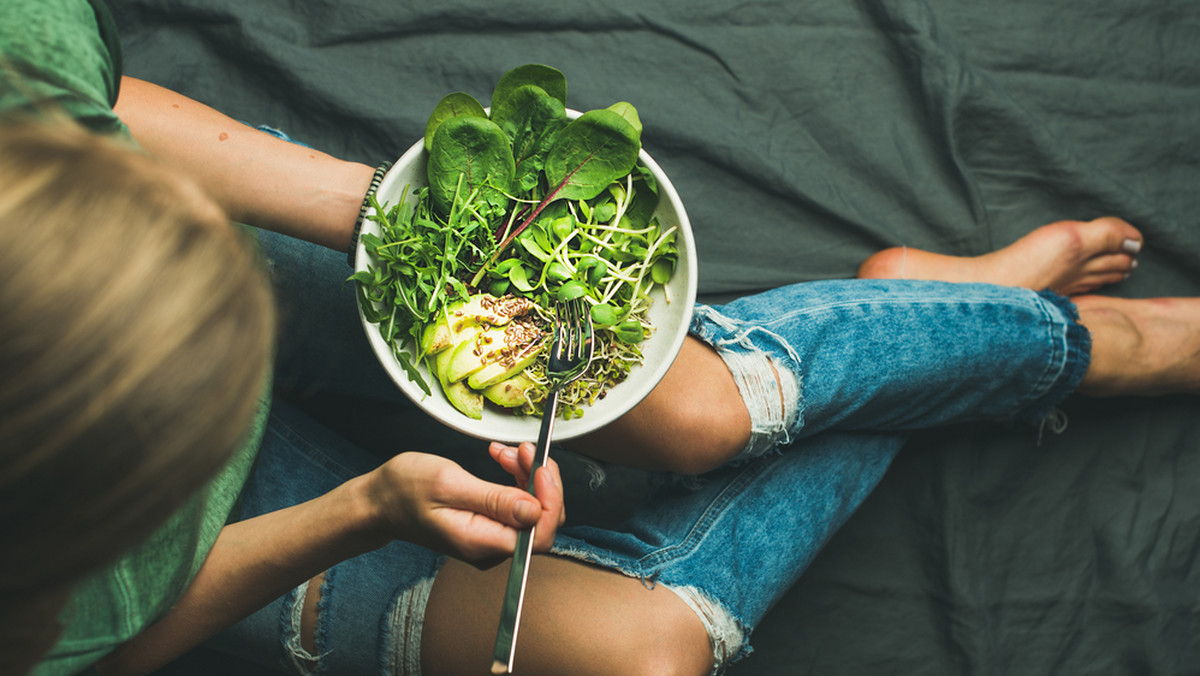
xmin=424 ymin=92 xmax=487 ymax=152
xmin=491 ymin=85 xmax=569 ymax=192
xmin=624 ymin=166 xmax=660 ymax=229
xmin=544 ymin=109 xmax=640 ymax=202
xmin=605 ymin=101 xmax=643 ymax=139
xmin=492 ymin=64 xmax=567 ymax=113
xmin=427 ymin=115 xmax=514 ymax=218
xmin=479 ymin=108 xmax=641 ymax=276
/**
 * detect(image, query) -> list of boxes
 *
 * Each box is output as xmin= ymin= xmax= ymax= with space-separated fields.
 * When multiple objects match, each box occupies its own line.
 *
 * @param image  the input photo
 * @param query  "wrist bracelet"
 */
xmin=347 ymin=160 xmax=393 ymax=267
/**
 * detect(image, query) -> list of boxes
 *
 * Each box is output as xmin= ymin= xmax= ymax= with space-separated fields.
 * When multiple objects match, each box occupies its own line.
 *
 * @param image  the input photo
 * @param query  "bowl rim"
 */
xmin=354 ymin=120 xmax=697 ymax=443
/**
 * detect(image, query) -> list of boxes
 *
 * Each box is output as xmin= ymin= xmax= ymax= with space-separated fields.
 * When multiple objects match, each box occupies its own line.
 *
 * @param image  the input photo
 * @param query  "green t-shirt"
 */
xmin=0 ymin=2 xmax=270 ymax=673
xmin=0 ymin=0 xmax=125 ymax=135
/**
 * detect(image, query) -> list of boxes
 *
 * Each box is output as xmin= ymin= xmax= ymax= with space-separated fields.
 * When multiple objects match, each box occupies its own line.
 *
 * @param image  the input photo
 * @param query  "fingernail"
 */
xmin=515 ymin=500 xmax=539 ymax=523
xmin=1122 ymin=238 xmax=1142 ymax=254
xmin=1130 ymin=258 xmax=1138 ymax=270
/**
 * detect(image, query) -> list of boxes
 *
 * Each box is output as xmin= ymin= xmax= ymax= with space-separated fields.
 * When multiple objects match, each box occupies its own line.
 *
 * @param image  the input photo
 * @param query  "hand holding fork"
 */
xmin=491 ymin=297 xmax=595 ymax=674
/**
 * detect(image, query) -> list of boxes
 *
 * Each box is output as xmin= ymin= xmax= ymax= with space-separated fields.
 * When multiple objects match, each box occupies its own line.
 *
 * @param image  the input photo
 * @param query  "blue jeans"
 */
xmin=556 ymin=281 xmax=1088 ymax=667
xmin=211 ymin=230 xmax=1089 ymax=673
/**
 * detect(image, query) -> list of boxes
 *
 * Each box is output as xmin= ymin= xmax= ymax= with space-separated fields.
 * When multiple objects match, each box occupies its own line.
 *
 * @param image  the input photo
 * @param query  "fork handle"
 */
xmin=490 ymin=391 xmax=561 ymax=674
xmin=526 ymin=391 xmax=560 ymax=490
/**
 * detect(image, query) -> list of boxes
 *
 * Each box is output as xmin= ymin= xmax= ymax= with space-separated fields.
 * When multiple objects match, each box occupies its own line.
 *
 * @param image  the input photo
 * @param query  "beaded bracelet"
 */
xmin=347 ymin=160 xmax=394 ymax=266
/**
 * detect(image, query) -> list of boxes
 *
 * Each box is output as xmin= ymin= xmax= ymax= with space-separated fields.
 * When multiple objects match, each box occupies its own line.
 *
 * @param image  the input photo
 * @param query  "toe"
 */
xmin=1086 ymin=216 xmax=1143 ymax=254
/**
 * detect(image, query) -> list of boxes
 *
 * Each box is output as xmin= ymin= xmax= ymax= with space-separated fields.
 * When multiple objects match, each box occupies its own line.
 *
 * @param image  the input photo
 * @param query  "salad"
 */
xmin=352 ymin=64 xmax=678 ymax=421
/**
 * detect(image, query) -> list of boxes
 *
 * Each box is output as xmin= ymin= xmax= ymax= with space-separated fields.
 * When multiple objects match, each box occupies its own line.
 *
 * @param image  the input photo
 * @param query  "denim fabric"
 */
xmin=689 ymin=280 xmax=1090 ymax=461
xmin=207 ymin=400 xmax=442 ymax=675
xmin=555 ymin=432 xmax=905 ymax=666
xmin=258 ymin=227 xmax=408 ymax=402
xmin=554 ymin=280 xmax=1089 ymax=667
xmin=216 ymin=230 xmax=1091 ymax=673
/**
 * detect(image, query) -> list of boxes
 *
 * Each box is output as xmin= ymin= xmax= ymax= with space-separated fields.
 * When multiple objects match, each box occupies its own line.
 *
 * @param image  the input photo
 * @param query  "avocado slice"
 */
xmin=420 ymin=314 xmax=455 ymax=356
xmin=442 ymin=378 xmax=484 ymax=419
xmin=429 ymin=337 xmax=485 ymax=419
xmin=466 ymin=338 xmax=544 ymax=390
xmin=430 ymin=323 xmax=482 ymax=378
xmin=421 ymin=293 xmax=536 ymax=355
xmin=444 ymin=321 xmax=543 ymax=385
xmin=443 ymin=327 xmax=498 ymax=383
xmin=482 ymin=373 xmax=536 ymax=408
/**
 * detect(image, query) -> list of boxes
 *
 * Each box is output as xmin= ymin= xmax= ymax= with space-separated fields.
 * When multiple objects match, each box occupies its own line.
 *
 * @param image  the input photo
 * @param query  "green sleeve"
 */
xmin=0 ymin=0 xmax=126 ymax=135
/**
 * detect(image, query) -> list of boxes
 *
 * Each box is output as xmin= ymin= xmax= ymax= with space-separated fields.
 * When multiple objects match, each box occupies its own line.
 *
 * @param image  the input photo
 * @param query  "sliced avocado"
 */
xmin=430 ymin=337 xmax=484 ymax=419
xmin=442 ymin=378 xmax=484 ymax=419
xmin=482 ymin=372 xmax=536 ymax=408
xmin=445 ymin=321 xmax=545 ymax=384
xmin=466 ymin=339 xmax=544 ymax=390
xmin=432 ymin=325 xmax=482 ymax=381
xmin=421 ymin=294 xmax=536 ymax=356
xmin=429 ymin=344 xmax=454 ymax=382
xmin=420 ymin=314 xmax=454 ymax=356
xmin=443 ymin=329 xmax=495 ymax=383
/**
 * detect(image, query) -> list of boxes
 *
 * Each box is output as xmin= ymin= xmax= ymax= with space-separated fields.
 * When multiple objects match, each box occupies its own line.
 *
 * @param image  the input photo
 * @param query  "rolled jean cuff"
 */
xmin=1013 ymin=289 xmax=1092 ymax=424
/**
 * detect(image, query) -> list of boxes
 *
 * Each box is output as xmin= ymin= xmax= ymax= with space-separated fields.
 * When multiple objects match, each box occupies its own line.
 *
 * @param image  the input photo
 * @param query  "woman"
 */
xmin=9 ymin=2 xmax=1200 ymax=675
xmin=15 ymin=114 xmax=1200 ymax=676
xmin=0 ymin=117 xmax=274 ymax=676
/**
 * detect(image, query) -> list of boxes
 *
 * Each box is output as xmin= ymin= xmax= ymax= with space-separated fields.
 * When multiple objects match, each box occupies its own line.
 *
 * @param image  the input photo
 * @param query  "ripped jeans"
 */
xmin=553 ymin=280 xmax=1089 ymax=669
xmin=210 ymin=229 xmax=1090 ymax=674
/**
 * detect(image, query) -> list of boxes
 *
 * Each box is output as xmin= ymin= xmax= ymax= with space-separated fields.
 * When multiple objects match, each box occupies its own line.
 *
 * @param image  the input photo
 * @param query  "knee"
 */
xmin=605 ymin=388 xmax=749 ymax=475
xmin=654 ymin=399 xmax=749 ymax=475
xmin=612 ymin=604 xmax=716 ymax=676
xmin=619 ymin=645 xmax=713 ymax=676
xmin=577 ymin=343 xmax=751 ymax=474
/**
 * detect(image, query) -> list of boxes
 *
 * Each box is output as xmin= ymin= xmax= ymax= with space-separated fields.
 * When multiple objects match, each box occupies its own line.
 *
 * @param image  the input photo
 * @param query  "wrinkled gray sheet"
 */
xmin=108 ymin=1 xmax=1200 ymax=673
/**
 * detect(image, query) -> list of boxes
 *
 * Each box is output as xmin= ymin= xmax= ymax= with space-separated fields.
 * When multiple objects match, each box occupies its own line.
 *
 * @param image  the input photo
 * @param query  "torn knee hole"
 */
xmin=283 ymin=573 xmax=329 ymax=674
xmin=301 ymin=572 xmax=325 ymax=655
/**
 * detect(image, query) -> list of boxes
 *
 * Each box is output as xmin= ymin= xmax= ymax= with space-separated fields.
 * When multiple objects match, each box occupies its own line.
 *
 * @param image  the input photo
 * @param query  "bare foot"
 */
xmin=856 ymin=217 xmax=1143 ymax=295
xmin=1076 ymin=295 xmax=1200 ymax=397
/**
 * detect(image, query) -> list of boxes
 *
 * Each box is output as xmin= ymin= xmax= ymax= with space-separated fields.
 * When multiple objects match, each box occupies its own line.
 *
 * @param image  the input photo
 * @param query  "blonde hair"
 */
xmin=0 ymin=118 xmax=275 ymax=609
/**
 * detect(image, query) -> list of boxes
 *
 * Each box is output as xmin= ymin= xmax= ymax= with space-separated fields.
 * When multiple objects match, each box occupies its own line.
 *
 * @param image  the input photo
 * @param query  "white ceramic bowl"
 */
xmin=355 ymin=117 xmax=697 ymax=443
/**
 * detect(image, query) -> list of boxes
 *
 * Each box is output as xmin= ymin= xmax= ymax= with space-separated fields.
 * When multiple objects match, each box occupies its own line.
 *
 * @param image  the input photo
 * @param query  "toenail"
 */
xmin=1122 ymin=238 xmax=1142 ymax=254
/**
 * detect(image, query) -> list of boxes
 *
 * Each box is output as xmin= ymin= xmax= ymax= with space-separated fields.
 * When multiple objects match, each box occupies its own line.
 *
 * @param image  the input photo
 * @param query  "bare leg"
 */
xmin=856 ymin=217 xmax=1143 ymax=295
xmin=1075 ymin=295 xmax=1200 ymax=397
xmin=571 ymin=338 xmax=751 ymax=475
xmin=574 ymin=217 xmax=1162 ymax=475
xmin=422 ymin=557 xmax=712 ymax=676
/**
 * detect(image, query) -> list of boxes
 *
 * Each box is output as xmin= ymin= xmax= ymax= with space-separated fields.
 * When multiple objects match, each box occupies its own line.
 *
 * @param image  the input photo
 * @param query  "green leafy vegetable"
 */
xmin=424 ymin=92 xmax=488 ymax=151
xmin=355 ymin=64 xmax=679 ymax=420
xmin=492 ymin=64 xmax=567 ymax=112
xmin=427 ymin=116 xmax=514 ymax=219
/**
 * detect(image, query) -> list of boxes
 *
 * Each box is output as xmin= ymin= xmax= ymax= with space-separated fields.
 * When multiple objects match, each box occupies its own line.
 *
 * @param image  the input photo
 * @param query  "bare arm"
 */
xmin=95 ymin=444 xmax=563 ymax=676
xmin=113 ymin=76 xmax=376 ymax=251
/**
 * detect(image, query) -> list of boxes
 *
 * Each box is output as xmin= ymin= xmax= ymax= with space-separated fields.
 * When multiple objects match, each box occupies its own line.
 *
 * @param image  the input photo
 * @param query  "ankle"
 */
xmin=856 ymin=247 xmax=908 ymax=280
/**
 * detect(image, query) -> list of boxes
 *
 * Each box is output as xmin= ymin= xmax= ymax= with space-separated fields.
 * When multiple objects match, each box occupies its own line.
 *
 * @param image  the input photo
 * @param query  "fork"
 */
xmin=490 ymin=297 xmax=595 ymax=675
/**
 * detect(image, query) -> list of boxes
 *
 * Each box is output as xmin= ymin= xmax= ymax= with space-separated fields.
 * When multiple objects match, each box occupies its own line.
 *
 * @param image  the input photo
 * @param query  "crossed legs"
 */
xmin=577 ymin=216 xmax=1200 ymax=474
xmin=857 ymin=217 xmax=1200 ymax=397
xmin=421 ymin=216 xmax=1200 ymax=676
